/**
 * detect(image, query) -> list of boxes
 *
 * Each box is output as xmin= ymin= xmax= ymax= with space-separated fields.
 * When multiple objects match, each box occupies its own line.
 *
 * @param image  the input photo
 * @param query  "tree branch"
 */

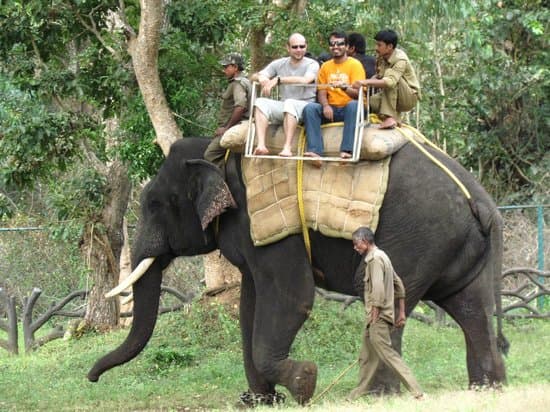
xmin=74 ymin=6 xmax=118 ymax=57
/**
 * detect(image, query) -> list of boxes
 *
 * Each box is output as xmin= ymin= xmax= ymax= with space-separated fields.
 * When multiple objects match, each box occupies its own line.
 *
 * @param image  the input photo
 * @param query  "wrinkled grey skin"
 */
xmin=88 ymin=138 xmax=507 ymax=404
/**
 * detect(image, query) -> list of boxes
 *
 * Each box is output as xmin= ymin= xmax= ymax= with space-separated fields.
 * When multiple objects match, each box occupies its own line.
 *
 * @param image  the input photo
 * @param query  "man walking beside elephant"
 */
xmin=348 ymin=226 xmax=424 ymax=401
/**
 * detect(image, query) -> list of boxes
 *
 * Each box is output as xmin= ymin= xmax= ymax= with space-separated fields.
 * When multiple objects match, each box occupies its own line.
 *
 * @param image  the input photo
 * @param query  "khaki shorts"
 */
xmin=254 ymin=98 xmax=311 ymax=123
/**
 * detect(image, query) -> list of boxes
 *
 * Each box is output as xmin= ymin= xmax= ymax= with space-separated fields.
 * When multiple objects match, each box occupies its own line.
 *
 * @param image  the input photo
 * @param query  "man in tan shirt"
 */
xmin=348 ymin=226 xmax=423 ymax=401
xmin=205 ymin=53 xmax=250 ymax=167
xmin=352 ymin=29 xmax=420 ymax=129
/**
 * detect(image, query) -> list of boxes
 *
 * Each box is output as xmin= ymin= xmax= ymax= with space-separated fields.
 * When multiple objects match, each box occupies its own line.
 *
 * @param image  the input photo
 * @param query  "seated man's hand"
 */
xmin=215 ymin=127 xmax=227 ymax=137
xmin=322 ymin=104 xmax=334 ymax=122
xmin=352 ymin=79 xmax=367 ymax=89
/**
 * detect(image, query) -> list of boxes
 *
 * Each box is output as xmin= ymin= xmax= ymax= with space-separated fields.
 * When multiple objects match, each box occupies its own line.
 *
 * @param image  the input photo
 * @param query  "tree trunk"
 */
xmin=127 ymin=0 xmax=181 ymax=155
xmin=250 ymin=27 xmax=268 ymax=73
xmin=83 ymin=160 xmax=131 ymax=329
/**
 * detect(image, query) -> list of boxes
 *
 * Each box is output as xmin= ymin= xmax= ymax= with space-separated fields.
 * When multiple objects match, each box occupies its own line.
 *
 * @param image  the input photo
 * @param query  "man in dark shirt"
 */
xmin=348 ymin=32 xmax=376 ymax=80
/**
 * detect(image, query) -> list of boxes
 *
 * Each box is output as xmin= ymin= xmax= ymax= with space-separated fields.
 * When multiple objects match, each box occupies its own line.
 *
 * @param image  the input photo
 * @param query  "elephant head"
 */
xmin=88 ymin=138 xmax=235 ymax=382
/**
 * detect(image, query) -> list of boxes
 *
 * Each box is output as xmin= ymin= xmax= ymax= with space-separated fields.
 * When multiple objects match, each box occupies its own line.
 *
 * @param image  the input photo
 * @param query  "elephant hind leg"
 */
xmin=435 ymin=276 xmax=506 ymax=387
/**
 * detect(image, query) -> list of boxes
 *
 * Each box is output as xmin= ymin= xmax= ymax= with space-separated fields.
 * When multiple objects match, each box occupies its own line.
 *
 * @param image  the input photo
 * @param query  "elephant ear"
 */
xmin=185 ymin=159 xmax=237 ymax=230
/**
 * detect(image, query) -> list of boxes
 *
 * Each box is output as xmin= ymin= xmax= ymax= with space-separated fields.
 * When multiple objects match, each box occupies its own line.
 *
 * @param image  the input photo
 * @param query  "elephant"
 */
xmin=87 ymin=137 xmax=508 ymax=405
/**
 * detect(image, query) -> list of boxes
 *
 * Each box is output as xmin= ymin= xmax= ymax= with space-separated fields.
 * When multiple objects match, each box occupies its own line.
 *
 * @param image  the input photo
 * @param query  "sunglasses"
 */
xmin=329 ymin=40 xmax=346 ymax=47
xmin=290 ymin=44 xmax=307 ymax=49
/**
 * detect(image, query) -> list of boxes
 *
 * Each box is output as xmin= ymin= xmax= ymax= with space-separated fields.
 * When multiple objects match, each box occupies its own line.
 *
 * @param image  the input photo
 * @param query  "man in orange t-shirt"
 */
xmin=303 ymin=31 xmax=365 ymax=163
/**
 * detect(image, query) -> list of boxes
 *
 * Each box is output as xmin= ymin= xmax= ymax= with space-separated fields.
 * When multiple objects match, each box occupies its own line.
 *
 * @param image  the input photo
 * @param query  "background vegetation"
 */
xmin=1 ymin=298 xmax=549 ymax=411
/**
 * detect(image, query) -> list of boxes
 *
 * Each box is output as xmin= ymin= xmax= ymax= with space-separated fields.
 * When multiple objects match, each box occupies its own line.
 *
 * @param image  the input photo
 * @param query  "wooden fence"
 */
xmin=0 ymin=286 xmax=191 ymax=355
xmin=1 ymin=267 xmax=548 ymax=355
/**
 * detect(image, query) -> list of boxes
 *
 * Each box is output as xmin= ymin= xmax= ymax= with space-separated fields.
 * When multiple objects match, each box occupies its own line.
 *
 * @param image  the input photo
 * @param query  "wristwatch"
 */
xmin=277 ymin=76 xmax=281 ymax=85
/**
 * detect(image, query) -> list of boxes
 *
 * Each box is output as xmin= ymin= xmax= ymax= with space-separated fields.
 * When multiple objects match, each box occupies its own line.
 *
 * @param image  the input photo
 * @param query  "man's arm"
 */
xmin=353 ymin=60 xmax=407 ymax=90
xmin=393 ymin=272 xmax=407 ymax=328
xmin=281 ymin=60 xmax=320 ymax=84
xmin=215 ymin=83 xmax=248 ymax=136
xmin=395 ymin=297 xmax=406 ymax=328
xmin=369 ymin=259 xmax=385 ymax=324
xmin=341 ymin=60 xmax=365 ymax=99
xmin=215 ymin=106 xmax=245 ymax=137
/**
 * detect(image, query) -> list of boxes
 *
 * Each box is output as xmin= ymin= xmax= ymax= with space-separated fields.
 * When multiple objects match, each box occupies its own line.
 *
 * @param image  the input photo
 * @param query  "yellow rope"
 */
xmin=394 ymin=126 xmax=472 ymax=200
xmin=308 ymin=358 xmax=359 ymax=406
xmin=401 ymin=123 xmax=447 ymax=156
xmin=371 ymin=113 xmax=471 ymax=199
xmin=296 ymin=128 xmax=312 ymax=262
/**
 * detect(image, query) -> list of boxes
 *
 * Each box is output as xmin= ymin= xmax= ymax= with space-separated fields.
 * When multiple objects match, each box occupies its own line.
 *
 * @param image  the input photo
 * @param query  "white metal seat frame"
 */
xmin=244 ymin=82 xmax=369 ymax=163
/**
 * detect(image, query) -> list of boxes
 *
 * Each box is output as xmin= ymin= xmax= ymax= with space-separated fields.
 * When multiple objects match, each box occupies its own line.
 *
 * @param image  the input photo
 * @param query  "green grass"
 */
xmin=1 ymin=298 xmax=549 ymax=411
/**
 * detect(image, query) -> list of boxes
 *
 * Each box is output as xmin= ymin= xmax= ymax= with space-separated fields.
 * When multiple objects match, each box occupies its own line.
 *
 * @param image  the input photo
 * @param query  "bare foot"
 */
xmin=304 ymin=152 xmax=322 ymax=168
xmin=253 ymin=146 xmax=270 ymax=155
xmin=279 ymin=147 xmax=293 ymax=157
xmin=340 ymin=151 xmax=352 ymax=159
xmin=378 ymin=117 xmax=397 ymax=129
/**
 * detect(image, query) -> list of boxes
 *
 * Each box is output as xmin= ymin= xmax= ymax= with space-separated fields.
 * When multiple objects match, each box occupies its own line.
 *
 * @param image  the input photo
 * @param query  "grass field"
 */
xmin=1 ymin=297 xmax=549 ymax=411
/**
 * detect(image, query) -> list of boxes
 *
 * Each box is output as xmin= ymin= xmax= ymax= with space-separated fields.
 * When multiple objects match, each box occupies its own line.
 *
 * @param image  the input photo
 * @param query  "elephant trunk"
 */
xmin=87 ymin=260 xmax=163 ymax=382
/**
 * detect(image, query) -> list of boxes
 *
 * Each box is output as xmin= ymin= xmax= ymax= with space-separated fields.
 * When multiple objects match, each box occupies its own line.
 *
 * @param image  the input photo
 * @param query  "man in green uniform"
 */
xmin=348 ymin=226 xmax=424 ymax=401
xmin=205 ymin=53 xmax=250 ymax=167
xmin=352 ymin=29 xmax=420 ymax=129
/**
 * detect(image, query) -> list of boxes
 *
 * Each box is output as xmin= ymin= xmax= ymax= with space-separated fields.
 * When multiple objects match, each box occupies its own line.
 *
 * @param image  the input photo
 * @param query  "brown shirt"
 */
xmin=217 ymin=75 xmax=250 ymax=127
xmin=363 ymin=247 xmax=406 ymax=325
xmin=376 ymin=48 xmax=421 ymax=98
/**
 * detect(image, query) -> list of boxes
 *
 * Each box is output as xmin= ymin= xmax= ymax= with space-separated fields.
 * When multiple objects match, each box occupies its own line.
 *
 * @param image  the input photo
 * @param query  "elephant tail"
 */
xmin=87 ymin=261 xmax=163 ymax=381
xmin=480 ymin=204 xmax=509 ymax=356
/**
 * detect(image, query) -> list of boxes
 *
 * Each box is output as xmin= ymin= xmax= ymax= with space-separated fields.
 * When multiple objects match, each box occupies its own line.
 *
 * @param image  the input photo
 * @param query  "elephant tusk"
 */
xmin=105 ymin=257 xmax=155 ymax=298
xmin=120 ymin=293 xmax=134 ymax=305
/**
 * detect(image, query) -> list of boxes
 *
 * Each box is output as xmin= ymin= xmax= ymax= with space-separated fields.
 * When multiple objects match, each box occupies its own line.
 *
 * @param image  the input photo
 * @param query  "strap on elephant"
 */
xmin=296 ymin=129 xmax=313 ymax=263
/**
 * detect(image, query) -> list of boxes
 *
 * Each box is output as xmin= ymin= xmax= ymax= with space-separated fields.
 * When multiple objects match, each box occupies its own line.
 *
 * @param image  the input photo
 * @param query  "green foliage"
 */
xmin=177 ymin=301 xmax=240 ymax=352
xmin=118 ymin=95 xmax=164 ymax=181
xmin=0 ymin=77 xmax=77 ymax=188
xmin=353 ymin=0 xmax=549 ymax=202
xmin=167 ymin=0 xmax=239 ymax=44
xmin=145 ymin=344 xmax=196 ymax=375
xmin=46 ymin=166 xmax=107 ymax=225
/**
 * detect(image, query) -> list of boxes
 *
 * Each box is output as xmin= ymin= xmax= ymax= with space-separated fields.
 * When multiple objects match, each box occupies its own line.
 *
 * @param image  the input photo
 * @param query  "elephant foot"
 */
xmin=469 ymin=375 xmax=504 ymax=391
xmin=239 ymin=390 xmax=286 ymax=407
xmin=281 ymin=360 xmax=318 ymax=405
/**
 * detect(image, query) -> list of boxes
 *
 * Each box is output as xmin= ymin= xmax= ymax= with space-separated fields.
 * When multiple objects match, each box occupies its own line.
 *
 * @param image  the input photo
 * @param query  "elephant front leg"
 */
xmin=250 ymin=262 xmax=318 ymax=404
xmin=239 ymin=269 xmax=276 ymax=399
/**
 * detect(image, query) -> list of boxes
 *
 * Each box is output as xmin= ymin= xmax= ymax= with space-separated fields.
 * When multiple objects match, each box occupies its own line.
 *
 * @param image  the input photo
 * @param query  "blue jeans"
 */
xmin=303 ymin=100 xmax=360 ymax=155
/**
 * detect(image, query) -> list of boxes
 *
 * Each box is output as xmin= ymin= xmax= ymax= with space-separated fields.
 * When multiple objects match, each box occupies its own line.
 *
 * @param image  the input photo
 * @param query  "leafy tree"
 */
xmin=0 ymin=0 xmax=133 ymax=327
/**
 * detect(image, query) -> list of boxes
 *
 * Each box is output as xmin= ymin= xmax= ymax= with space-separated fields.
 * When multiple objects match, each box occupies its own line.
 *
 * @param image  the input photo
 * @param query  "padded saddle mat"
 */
xmin=221 ymin=120 xmax=416 ymax=160
xmin=242 ymin=155 xmax=390 ymax=246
